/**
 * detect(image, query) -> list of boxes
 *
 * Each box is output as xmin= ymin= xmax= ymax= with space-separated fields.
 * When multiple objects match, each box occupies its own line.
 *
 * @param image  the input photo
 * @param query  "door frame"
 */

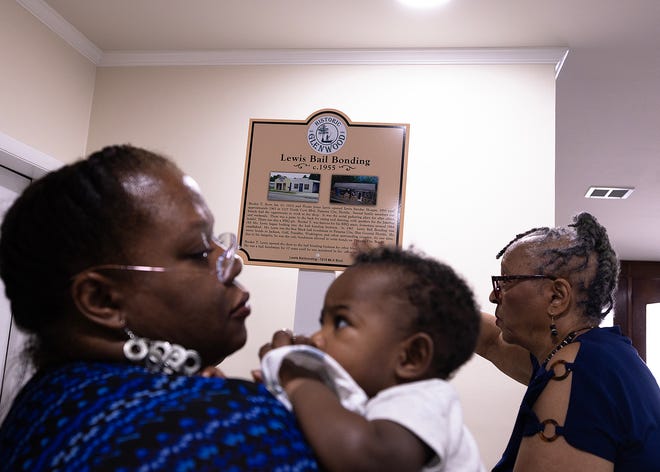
xmin=0 ymin=131 xmax=62 ymax=180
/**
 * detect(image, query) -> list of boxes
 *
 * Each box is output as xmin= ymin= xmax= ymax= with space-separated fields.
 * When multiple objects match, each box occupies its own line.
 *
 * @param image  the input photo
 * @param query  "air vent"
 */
xmin=585 ymin=186 xmax=634 ymax=199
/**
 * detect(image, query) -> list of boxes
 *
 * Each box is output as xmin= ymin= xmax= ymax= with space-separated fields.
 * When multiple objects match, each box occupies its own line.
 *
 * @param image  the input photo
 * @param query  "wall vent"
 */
xmin=585 ymin=186 xmax=634 ymax=199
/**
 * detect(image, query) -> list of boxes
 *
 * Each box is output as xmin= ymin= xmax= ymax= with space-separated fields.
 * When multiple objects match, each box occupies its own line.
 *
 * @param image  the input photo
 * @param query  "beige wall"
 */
xmin=87 ymin=63 xmax=555 ymax=468
xmin=0 ymin=0 xmax=95 ymax=162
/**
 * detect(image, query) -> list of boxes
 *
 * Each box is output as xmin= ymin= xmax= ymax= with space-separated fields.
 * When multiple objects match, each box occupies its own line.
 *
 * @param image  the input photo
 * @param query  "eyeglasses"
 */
xmin=491 ymin=274 xmax=557 ymax=297
xmin=78 ymin=232 xmax=239 ymax=284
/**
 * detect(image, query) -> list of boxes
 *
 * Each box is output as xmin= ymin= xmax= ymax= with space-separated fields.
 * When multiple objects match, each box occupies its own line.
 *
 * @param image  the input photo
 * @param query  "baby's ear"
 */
xmin=396 ymin=332 xmax=434 ymax=380
xmin=70 ymin=271 xmax=126 ymax=330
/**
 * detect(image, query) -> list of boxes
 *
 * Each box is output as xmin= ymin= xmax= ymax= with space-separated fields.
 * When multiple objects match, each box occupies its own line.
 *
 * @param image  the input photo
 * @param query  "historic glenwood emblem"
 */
xmin=307 ymin=114 xmax=347 ymax=153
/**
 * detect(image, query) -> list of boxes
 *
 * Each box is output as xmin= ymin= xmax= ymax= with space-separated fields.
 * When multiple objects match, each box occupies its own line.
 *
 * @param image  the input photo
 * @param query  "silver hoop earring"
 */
xmin=123 ymin=328 xmax=149 ymax=361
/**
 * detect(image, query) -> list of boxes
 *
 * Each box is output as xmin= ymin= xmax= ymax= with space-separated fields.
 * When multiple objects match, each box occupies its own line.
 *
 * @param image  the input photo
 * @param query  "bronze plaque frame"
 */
xmin=237 ymin=109 xmax=409 ymax=270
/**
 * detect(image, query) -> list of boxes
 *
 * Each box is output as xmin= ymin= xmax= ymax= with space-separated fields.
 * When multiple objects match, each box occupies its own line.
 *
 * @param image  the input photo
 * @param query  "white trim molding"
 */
xmin=99 ymin=47 xmax=569 ymax=68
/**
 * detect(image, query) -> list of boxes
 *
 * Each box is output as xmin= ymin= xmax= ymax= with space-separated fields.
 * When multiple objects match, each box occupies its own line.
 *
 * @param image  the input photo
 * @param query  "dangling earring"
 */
xmin=122 ymin=328 xmax=202 ymax=376
xmin=549 ymin=315 xmax=559 ymax=338
xmin=123 ymin=328 xmax=149 ymax=361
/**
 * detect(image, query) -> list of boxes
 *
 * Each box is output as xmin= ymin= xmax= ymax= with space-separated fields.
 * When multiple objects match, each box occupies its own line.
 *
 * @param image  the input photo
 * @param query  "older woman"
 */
xmin=477 ymin=212 xmax=660 ymax=471
xmin=0 ymin=145 xmax=318 ymax=470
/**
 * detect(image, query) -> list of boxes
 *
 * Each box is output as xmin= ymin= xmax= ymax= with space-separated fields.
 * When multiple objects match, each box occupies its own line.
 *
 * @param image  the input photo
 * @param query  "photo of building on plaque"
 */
xmin=268 ymin=171 xmax=321 ymax=203
xmin=330 ymin=175 xmax=378 ymax=205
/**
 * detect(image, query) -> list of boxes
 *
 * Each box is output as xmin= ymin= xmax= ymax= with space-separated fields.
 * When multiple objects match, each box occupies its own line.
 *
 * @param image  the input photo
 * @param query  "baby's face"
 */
xmin=312 ymin=265 xmax=414 ymax=397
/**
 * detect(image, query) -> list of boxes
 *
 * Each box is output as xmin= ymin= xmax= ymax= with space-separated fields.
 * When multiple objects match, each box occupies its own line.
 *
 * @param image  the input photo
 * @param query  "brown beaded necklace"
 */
xmin=543 ymin=326 xmax=593 ymax=365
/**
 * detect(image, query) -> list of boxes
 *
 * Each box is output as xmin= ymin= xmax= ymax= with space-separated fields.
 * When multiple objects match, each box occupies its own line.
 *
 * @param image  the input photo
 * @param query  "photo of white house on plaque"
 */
xmin=268 ymin=171 xmax=321 ymax=203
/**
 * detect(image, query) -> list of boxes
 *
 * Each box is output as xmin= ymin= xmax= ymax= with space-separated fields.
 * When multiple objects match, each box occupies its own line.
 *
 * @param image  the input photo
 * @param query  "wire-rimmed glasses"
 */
xmin=491 ymin=274 xmax=557 ymax=298
xmin=78 ymin=232 xmax=239 ymax=284
xmin=214 ymin=232 xmax=239 ymax=282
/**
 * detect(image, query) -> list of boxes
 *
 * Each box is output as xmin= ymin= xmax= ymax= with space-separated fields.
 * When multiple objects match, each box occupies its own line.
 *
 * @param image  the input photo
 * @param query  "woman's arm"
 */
xmin=514 ymin=433 xmax=613 ymax=472
xmin=476 ymin=312 xmax=533 ymax=385
xmin=284 ymin=376 xmax=431 ymax=472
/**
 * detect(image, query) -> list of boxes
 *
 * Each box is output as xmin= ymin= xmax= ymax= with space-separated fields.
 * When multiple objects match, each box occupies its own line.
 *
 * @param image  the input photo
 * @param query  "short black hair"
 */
xmin=350 ymin=246 xmax=480 ymax=379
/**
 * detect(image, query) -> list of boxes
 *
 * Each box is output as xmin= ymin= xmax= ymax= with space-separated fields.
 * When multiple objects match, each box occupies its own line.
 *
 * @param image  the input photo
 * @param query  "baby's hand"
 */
xmin=257 ymin=329 xmax=314 ymax=359
xmin=252 ymin=330 xmax=314 ymax=383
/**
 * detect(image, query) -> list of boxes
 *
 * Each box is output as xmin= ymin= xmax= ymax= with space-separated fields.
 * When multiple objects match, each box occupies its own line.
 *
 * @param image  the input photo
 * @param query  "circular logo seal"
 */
xmin=307 ymin=115 xmax=347 ymax=153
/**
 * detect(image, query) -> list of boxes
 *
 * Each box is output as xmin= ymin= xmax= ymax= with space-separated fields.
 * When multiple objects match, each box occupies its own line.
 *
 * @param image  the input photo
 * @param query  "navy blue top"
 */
xmin=493 ymin=326 xmax=660 ymax=471
xmin=0 ymin=362 xmax=319 ymax=471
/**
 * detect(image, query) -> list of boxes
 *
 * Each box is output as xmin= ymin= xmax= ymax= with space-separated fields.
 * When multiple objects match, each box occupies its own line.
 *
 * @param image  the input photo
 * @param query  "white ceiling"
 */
xmin=24 ymin=0 xmax=660 ymax=260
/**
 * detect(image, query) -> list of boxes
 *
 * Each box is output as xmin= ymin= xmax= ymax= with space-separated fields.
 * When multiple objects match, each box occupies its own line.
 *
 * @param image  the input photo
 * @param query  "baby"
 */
xmin=259 ymin=246 xmax=485 ymax=471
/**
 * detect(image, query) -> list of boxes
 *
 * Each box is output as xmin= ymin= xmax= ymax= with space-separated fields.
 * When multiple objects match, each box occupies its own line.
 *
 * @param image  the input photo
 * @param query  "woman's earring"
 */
xmin=122 ymin=328 xmax=202 ymax=376
xmin=123 ymin=328 xmax=149 ymax=361
xmin=549 ymin=315 xmax=559 ymax=338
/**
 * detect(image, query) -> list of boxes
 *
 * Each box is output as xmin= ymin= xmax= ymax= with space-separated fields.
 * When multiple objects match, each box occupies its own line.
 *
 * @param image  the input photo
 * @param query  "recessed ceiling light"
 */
xmin=585 ymin=186 xmax=634 ymax=199
xmin=397 ymin=0 xmax=452 ymax=8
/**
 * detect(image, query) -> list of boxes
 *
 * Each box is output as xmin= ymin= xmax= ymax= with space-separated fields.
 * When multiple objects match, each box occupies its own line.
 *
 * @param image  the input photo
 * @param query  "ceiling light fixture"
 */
xmin=584 ymin=186 xmax=634 ymax=199
xmin=397 ymin=0 xmax=452 ymax=8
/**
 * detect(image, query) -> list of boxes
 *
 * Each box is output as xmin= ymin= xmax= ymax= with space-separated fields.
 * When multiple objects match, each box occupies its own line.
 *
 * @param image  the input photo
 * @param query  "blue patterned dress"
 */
xmin=0 ymin=362 xmax=319 ymax=471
